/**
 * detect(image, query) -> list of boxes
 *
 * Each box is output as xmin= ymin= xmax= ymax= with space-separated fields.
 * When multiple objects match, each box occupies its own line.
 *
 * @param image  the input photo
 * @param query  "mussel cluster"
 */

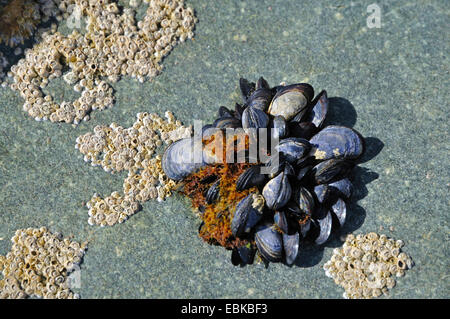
xmin=162 ymin=77 xmax=365 ymax=266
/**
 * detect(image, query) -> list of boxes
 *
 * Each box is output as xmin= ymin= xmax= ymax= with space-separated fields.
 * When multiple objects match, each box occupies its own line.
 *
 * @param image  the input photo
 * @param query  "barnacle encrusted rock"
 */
xmin=7 ymin=0 xmax=197 ymax=124
xmin=76 ymin=111 xmax=191 ymax=226
xmin=0 ymin=227 xmax=87 ymax=299
xmin=323 ymin=232 xmax=414 ymax=299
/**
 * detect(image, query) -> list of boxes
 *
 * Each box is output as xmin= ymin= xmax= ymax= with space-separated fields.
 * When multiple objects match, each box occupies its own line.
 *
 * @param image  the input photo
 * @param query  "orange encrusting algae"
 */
xmin=183 ymin=163 xmax=258 ymax=249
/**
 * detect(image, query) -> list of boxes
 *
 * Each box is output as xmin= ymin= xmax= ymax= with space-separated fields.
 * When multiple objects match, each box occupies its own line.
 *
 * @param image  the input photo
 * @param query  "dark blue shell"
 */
xmin=315 ymin=210 xmax=332 ymax=245
xmin=331 ymin=197 xmax=346 ymax=227
xmin=262 ymin=171 xmax=292 ymax=210
xmin=274 ymin=211 xmax=289 ymax=234
xmin=329 ymin=178 xmax=353 ymax=199
xmin=314 ymin=184 xmax=331 ymax=204
xmin=306 ymin=90 xmax=328 ymax=129
xmin=242 ymin=106 xmax=269 ymax=129
xmin=271 ymin=115 xmax=289 ymax=140
xmin=275 ymin=137 xmax=311 ymax=163
xmin=162 ymin=137 xmax=206 ymax=181
xmin=309 ymin=125 xmax=364 ymax=161
xmin=312 ymin=158 xmax=355 ymax=185
xmin=255 ymin=226 xmax=283 ymax=262
xmin=283 ymin=232 xmax=299 ymax=265
xmin=295 ymin=187 xmax=315 ymax=216
xmin=231 ymin=194 xmax=263 ymax=237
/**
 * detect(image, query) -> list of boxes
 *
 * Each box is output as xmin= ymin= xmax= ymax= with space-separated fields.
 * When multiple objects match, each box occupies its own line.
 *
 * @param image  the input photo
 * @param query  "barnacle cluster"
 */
xmin=0 ymin=0 xmax=59 ymax=47
xmin=76 ymin=111 xmax=192 ymax=226
xmin=0 ymin=227 xmax=87 ymax=299
xmin=323 ymin=233 xmax=414 ymax=299
xmin=8 ymin=0 xmax=197 ymax=124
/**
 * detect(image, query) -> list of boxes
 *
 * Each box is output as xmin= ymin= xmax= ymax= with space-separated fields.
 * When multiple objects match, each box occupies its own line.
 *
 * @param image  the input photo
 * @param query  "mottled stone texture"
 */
xmin=0 ymin=0 xmax=448 ymax=298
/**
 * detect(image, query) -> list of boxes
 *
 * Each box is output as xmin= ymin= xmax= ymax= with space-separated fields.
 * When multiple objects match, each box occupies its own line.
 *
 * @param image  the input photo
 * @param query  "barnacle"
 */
xmin=0 ymin=227 xmax=87 ymax=299
xmin=323 ymin=233 xmax=414 ymax=299
xmin=7 ymin=0 xmax=198 ymax=124
xmin=77 ymin=111 xmax=192 ymax=226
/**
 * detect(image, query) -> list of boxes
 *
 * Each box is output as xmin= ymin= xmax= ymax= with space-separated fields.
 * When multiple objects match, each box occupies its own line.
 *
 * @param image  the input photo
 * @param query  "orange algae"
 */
xmin=183 ymin=163 xmax=258 ymax=249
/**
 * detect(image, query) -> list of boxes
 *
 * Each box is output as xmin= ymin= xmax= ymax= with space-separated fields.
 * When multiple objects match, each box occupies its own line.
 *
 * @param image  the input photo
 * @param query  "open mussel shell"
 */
xmin=242 ymin=105 xmax=270 ymax=129
xmin=268 ymin=83 xmax=314 ymax=121
xmin=262 ymin=171 xmax=292 ymax=210
xmin=231 ymin=193 xmax=264 ymax=238
xmin=255 ymin=225 xmax=283 ymax=262
xmin=162 ymin=137 xmax=206 ymax=181
xmin=305 ymin=90 xmax=328 ymax=129
xmin=283 ymin=232 xmax=300 ymax=265
xmin=309 ymin=125 xmax=365 ymax=161
xmin=331 ymin=197 xmax=346 ymax=227
xmin=275 ymin=137 xmax=311 ymax=164
xmin=312 ymin=158 xmax=355 ymax=185
xmin=315 ymin=210 xmax=333 ymax=245
xmin=236 ymin=165 xmax=266 ymax=191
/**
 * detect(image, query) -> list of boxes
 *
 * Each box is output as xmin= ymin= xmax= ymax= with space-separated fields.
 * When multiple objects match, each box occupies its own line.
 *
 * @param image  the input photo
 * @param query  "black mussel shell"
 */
xmin=297 ymin=165 xmax=312 ymax=181
xmin=270 ymin=115 xmax=289 ymax=140
xmin=262 ymin=171 xmax=292 ymax=210
xmin=236 ymin=165 xmax=266 ymax=191
xmin=310 ymin=125 xmax=365 ymax=161
xmin=288 ymin=121 xmax=318 ymax=140
xmin=213 ymin=116 xmax=242 ymax=129
xmin=312 ymin=159 xmax=355 ymax=184
xmin=231 ymin=245 xmax=256 ymax=266
xmin=274 ymin=211 xmax=289 ymax=234
xmin=329 ymin=178 xmax=353 ymax=199
xmin=162 ymin=137 xmax=206 ymax=181
xmin=231 ymin=194 xmax=264 ymax=238
xmin=315 ymin=210 xmax=333 ymax=245
xmin=247 ymin=87 xmax=273 ymax=112
xmin=255 ymin=225 xmax=283 ymax=263
xmin=268 ymin=83 xmax=314 ymax=121
xmin=275 ymin=137 xmax=311 ymax=164
xmin=294 ymin=187 xmax=315 ymax=217
xmin=242 ymin=106 xmax=270 ymax=129
xmin=218 ymin=106 xmax=235 ymax=118
xmin=205 ymin=180 xmax=220 ymax=204
xmin=331 ymin=197 xmax=346 ymax=227
xmin=255 ymin=76 xmax=270 ymax=90
xmin=313 ymin=184 xmax=331 ymax=204
xmin=283 ymin=232 xmax=300 ymax=265
xmin=239 ymin=78 xmax=255 ymax=103
xmin=234 ymin=103 xmax=245 ymax=120
xmin=306 ymin=90 xmax=328 ymax=129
